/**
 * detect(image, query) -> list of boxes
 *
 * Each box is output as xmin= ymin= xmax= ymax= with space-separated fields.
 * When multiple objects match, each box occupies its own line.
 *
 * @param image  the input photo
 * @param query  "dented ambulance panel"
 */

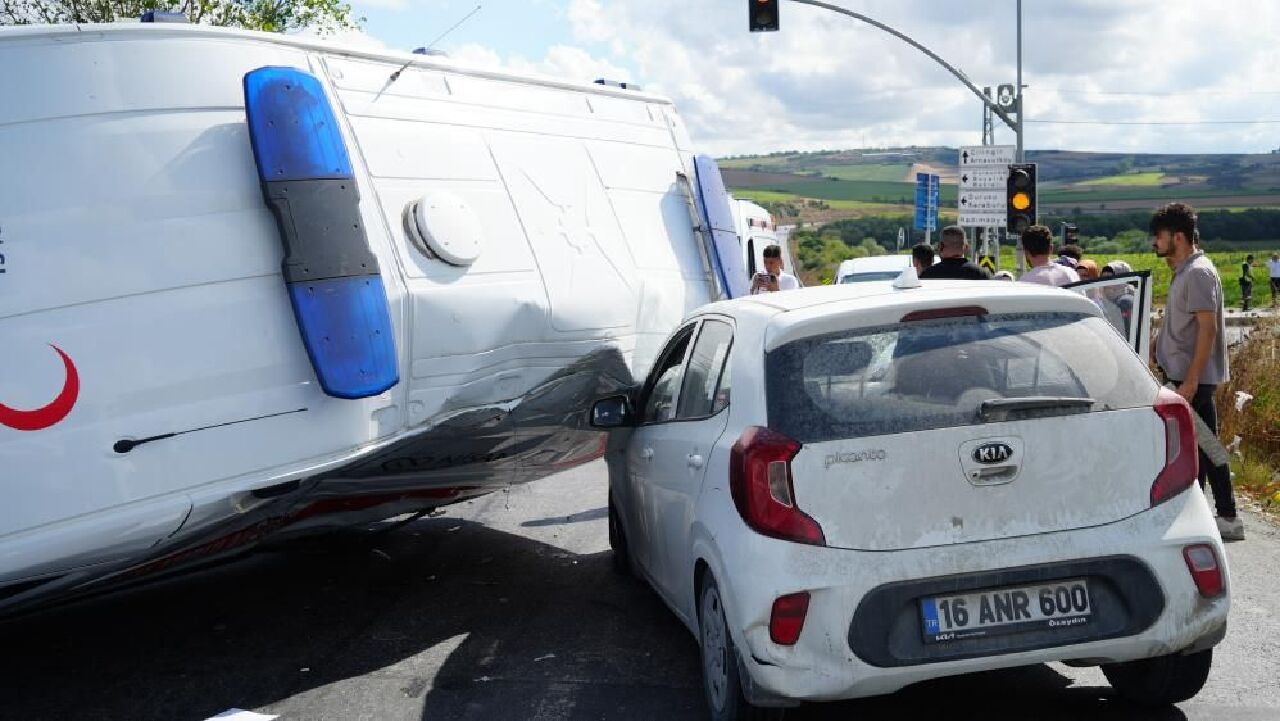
xmin=0 ymin=23 xmax=716 ymax=608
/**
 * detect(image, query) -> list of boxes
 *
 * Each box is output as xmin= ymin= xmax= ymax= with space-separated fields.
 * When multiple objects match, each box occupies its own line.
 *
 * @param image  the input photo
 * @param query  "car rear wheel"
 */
xmin=1103 ymin=648 xmax=1213 ymax=706
xmin=698 ymin=576 xmax=783 ymax=721
xmin=607 ymin=492 xmax=633 ymax=576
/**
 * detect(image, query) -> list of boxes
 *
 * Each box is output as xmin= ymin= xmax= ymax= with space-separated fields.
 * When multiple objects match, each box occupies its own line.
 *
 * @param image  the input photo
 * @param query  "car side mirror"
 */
xmin=591 ymin=395 xmax=634 ymax=428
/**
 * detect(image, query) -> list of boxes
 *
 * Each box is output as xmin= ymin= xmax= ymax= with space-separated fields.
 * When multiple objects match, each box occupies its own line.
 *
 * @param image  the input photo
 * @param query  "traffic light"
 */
xmin=1006 ymin=163 xmax=1037 ymax=234
xmin=749 ymin=0 xmax=779 ymax=32
xmin=1062 ymin=223 xmax=1079 ymax=246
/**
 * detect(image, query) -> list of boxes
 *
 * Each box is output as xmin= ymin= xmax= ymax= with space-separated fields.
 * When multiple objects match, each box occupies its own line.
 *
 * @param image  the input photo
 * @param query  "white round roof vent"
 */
xmin=405 ymin=191 xmax=483 ymax=266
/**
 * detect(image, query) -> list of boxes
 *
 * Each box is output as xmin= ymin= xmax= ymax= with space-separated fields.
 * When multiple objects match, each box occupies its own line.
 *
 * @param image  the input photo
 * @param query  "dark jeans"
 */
xmin=1241 ymin=280 xmax=1252 ymax=309
xmin=1171 ymin=382 xmax=1238 ymax=518
xmin=1272 ymin=277 xmax=1280 ymax=304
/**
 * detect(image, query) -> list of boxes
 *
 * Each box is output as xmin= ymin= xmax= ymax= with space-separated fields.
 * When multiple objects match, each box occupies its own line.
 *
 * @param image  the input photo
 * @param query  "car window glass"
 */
xmin=713 ymin=360 xmax=732 ymax=414
xmin=767 ymin=312 xmax=1159 ymax=443
xmin=677 ymin=320 xmax=734 ymax=420
xmin=643 ymin=327 xmax=694 ymax=424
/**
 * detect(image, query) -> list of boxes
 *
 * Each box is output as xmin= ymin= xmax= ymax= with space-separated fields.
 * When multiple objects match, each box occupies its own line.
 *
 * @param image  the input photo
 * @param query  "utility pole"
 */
xmin=1016 ymin=0 xmax=1024 ymax=163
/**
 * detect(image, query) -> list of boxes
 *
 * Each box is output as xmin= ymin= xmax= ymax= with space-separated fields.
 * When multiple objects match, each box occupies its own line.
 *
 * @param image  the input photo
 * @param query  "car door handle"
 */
xmin=686 ymin=454 xmax=704 ymax=469
xmin=641 ymin=448 xmax=654 ymax=461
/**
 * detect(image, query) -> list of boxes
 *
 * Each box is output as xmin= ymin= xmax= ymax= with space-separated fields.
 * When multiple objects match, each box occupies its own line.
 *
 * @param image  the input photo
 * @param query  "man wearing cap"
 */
xmin=1150 ymin=203 xmax=1243 ymax=541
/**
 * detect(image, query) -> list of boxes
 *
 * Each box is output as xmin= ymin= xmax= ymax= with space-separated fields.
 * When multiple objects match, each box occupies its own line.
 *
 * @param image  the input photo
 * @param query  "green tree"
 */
xmin=1 ymin=0 xmax=359 ymax=33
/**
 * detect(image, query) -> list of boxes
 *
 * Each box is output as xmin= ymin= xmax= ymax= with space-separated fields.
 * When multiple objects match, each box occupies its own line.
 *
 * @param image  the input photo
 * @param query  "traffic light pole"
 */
xmin=787 ymin=0 xmax=1021 ymax=138
xmin=780 ymin=0 xmax=1026 ymax=272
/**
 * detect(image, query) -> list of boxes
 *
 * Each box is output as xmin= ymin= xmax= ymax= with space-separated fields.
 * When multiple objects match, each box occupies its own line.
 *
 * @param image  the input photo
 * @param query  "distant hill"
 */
xmin=721 ymin=147 xmax=1280 ymax=218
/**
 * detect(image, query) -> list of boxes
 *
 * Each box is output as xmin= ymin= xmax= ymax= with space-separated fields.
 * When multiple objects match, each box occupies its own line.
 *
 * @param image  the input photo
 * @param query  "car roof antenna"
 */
xmin=388 ymin=4 xmax=483 ymax=84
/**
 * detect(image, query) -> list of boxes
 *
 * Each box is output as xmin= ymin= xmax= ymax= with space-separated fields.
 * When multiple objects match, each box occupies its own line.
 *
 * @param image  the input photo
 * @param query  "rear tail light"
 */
xmin=729 ymin=427 xmax=825 ymax=546
xmin=1183 ymin=544 xmax=1225 ymax=598
xmin=1151 ymin=389 xmax=1198 ymax=506
xmin=769 ymin=592 xmax=811 ymax=645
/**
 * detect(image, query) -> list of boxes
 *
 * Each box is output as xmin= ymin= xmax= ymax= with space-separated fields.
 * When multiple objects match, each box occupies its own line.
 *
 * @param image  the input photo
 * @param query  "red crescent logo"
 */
xmin=0 ymin=344 xmax=80 ymax=432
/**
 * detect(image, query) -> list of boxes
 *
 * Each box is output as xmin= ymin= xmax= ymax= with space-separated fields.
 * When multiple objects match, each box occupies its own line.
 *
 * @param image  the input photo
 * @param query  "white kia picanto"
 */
xmin=592 ymin=273 xmax=1229 ymax=721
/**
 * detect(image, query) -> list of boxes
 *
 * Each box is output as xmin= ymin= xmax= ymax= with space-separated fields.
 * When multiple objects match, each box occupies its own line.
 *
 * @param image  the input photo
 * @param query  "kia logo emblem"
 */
xmin=973 ymin=442 xmax=1013 ymax=464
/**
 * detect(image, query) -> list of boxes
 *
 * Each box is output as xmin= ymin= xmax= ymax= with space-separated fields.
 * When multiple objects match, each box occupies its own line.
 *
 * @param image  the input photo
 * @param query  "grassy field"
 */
xmin=1219 ymin=316 xmax=1280 ymax=510
xmin=756 ymin=179 xmax=961 ymax=204
xmin=1077 ymin=171 xmax=1166 ymax=187
xmin=814 ymin=164 xmax=912 ymax=182
xmin=730 ymin=189 xmax=914 ymax=215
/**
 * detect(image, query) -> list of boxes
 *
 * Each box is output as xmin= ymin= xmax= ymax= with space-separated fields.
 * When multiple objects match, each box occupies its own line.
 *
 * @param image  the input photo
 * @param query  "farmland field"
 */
xmin=754 ymin=179 xmax=961 ymax=204
xmin=1077 ymin=171 xmax=1167 ymax=187
xmin=814 ymin=163 xmax=912 ymax=182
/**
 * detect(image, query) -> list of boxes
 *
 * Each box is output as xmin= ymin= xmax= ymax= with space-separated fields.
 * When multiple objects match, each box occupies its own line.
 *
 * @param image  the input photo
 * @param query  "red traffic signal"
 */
xmin=750 ymin=0 xmax=780 ymax=32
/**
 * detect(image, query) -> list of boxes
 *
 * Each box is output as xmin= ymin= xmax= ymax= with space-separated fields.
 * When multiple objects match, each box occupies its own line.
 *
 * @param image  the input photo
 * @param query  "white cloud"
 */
xmin=373 ymin=0 xmax=1280 ymax=155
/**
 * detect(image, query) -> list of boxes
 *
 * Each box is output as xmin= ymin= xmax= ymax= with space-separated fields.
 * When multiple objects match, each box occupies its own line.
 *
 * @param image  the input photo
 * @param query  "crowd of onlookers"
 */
xmin=856 ymin=203 xmax=1251 ymax=541
xmin=902 ymin=222 xmax=1280 ymax=314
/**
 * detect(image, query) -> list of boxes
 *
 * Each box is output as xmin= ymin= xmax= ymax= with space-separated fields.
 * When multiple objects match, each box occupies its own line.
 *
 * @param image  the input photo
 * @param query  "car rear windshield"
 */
xmin=766 ymin=312 xmax=1160 ymax=443
xmin=841 ymin=271 xmax=900 ymax=284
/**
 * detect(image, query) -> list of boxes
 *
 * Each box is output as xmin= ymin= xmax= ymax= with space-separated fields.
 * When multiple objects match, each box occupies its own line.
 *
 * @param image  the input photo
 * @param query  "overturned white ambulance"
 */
xmin=0 ymin=22 xmax=754 ymax=610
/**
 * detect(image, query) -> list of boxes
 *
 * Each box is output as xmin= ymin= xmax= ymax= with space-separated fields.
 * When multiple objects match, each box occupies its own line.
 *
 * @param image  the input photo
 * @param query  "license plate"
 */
xmin=920 ymin=579 xmax=1092 ymax=644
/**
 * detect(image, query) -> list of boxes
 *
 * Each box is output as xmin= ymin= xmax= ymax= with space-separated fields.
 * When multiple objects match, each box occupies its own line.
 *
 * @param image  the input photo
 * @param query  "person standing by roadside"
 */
xmin=750 ymin=244 xmax=799 ymax=294
xmin=918 ymin=226 xmax=990 ymax=280
xmin=1017 ymin=225 xmax=1080 ymax=286
xmin=1150 ymin=203 xmax=1243 ymax=541
xmin=1240 ymin=254 xmax=1254 ymax=312
xmin=1268 ymin=252 xmax=1280 ymax=307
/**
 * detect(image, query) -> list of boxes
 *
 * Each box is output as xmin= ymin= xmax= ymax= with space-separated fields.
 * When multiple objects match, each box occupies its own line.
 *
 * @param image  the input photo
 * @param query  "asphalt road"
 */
xmin=3 ymin=463 xmax=1278 ymax=721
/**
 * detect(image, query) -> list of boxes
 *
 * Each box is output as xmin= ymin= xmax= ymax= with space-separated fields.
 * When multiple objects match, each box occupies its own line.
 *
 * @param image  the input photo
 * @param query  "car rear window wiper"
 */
xmin=979 ymin=396 xmax=1095 ymax=420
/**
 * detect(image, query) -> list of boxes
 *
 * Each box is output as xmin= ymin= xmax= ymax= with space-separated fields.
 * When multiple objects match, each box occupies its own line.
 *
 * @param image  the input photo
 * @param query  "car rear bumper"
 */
xmin=710 ymin=486 xmax=1230 ymax=703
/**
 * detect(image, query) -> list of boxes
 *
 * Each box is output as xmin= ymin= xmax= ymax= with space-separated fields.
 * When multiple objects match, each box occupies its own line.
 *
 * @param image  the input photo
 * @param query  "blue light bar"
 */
xmin=244 ymin=67 xmax=352 ymax=182
xmin=694 ymin=155 xmax=748 ymax=299
xmin=288 ymin=277 xmax=399 ymax=399
xmin=140 ymin=11 xmax=188 ymax=22
xmin=244 ymin=66 xmax=399 ymax=400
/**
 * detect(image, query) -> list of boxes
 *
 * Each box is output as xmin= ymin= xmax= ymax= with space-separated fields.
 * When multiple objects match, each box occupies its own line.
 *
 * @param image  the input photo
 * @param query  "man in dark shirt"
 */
xmin=919 ymin=225 xmax=991 ymax=280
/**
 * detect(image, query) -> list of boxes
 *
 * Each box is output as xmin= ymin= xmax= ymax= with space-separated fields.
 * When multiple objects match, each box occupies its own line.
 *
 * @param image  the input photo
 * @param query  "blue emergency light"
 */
xmin=693 ymin=155 xmax=748 ymax=299
xmin=243 ymin=67 xmax=399 ymax=400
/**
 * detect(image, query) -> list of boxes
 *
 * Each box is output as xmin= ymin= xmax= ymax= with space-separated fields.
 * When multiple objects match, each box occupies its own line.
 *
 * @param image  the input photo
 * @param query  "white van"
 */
xmin=729 ymin=199 xmax=782 ymax=276
xmin=0 ymin=23 xmax=741 ymax=609
xmin=835 ymin=254 xmax=915 ymax=284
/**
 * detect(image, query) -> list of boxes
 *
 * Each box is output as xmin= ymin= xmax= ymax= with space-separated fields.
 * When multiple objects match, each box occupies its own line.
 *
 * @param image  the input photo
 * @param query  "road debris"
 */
xmin=205 ymin=711 xmax=277 ymax=721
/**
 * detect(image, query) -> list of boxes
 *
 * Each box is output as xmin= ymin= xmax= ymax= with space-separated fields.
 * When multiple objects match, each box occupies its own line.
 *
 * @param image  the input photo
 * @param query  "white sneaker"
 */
xmin=1217 ymin=516 xmax=1246 ymax=541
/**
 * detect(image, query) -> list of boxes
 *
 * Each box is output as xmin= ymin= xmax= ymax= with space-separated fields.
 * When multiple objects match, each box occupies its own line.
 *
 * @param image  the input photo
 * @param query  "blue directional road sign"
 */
xmin=914 ymin=172 xmax=940 ymax=231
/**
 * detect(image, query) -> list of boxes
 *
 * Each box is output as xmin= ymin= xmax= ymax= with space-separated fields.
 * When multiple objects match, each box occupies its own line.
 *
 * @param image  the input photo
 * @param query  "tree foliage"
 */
xmin=1 ymin=0 xmax=360 ymax=34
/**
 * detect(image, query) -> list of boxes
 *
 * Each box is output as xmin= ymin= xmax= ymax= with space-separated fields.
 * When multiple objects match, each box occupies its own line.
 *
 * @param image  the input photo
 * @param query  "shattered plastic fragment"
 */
xmin=1235 ymin=391 xmax=1255 ymax=412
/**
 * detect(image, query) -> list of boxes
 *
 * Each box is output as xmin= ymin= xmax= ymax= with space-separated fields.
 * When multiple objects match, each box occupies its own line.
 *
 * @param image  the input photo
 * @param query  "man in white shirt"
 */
xmin=1018 ymin=225 xmax=1081 ymax=286
xmin=750 ymin=244 xmax=799 ymax=294
xmin=1268 ymin=252 xmax=1280 ymax=307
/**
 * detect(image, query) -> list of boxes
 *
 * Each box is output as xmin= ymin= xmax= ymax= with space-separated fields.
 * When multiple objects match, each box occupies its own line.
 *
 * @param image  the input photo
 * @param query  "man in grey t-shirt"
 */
xmin=1151 ymin=203 xmax=1242 ymax=540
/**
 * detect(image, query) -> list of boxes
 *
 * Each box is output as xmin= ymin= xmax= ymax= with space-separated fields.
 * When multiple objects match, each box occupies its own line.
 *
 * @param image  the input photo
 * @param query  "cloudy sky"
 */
xmin=344 ymin=0 xmax=1280 ymax=156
